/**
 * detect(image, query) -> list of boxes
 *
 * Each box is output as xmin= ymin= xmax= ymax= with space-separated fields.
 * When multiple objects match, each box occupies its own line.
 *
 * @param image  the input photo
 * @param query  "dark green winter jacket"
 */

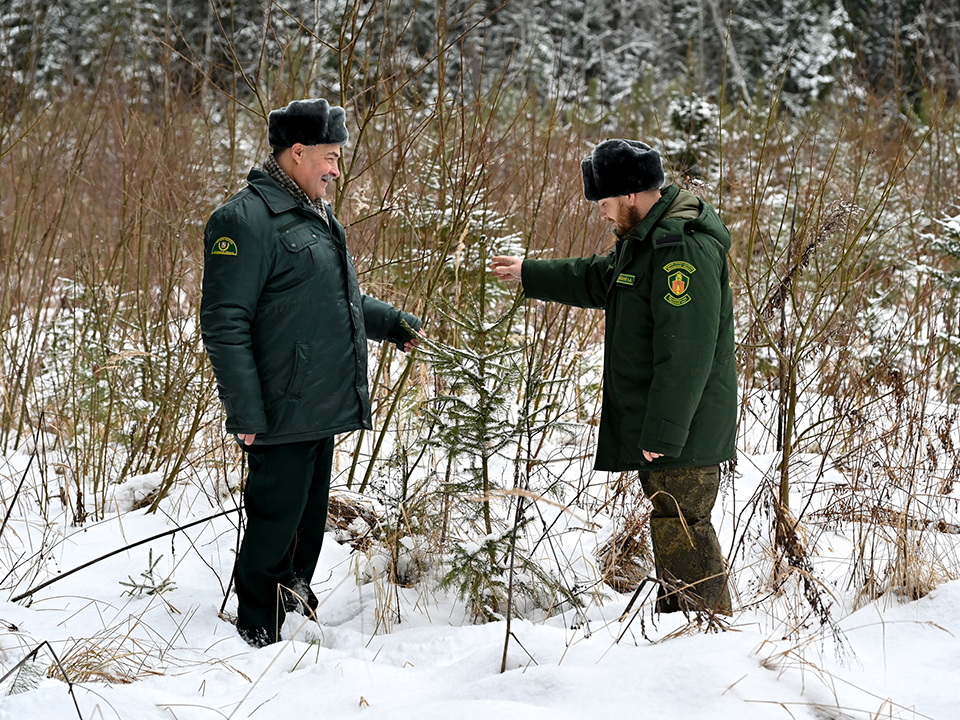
xmin=521 ymin=185 xmax=736 ymax=470
xmin=200 ymin=169 xmax=418 ymax=445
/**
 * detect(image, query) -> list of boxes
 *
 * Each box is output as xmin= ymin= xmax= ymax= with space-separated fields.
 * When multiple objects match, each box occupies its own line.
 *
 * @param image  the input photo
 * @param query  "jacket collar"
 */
xmin=246 ymin=167 xmax=348 ymax=241
xmin=620 ymin=184 xmax=681 ymax=242
xmin=608 ymin=185 xmax=680 ymax=284
xmin=246 ymin=167 xmax=315 ymax=216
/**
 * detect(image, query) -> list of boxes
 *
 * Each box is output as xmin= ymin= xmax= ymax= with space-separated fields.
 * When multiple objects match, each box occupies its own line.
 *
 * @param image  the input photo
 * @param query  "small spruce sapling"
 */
xmin=119 ymin=549 xmax=176 ymax=597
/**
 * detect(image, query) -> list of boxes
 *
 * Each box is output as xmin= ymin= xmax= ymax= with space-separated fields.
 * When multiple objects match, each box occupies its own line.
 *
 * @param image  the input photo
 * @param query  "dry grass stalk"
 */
xmin=47 ymin=629 xmax=163 ymax=684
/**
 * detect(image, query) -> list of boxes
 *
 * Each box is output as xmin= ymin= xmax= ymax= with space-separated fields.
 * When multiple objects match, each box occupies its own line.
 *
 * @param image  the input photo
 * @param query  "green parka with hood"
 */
xmin=200 ymin=169 xmax=418 ymax=445
xmin=521 ymin=185 xmax=736 ymax=471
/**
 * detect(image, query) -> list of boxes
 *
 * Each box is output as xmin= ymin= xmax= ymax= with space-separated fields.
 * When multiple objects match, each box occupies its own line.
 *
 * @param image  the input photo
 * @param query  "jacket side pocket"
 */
xmin=284 ymin=341 xmax=309 ymax=400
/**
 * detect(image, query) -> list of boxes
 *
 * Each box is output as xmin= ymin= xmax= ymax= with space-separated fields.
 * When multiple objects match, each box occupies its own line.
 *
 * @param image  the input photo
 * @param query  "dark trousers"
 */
xmin=235 ymin=437 xmax=333 ymax=639
xmin=639 ymin=464 xmax=732 ymax=614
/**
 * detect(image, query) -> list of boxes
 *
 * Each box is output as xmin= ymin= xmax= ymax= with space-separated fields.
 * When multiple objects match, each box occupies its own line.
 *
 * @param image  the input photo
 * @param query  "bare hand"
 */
xmin=643 ymin=450 xmax=663 ymax=462
xmin=490 ymin=256 xmax=522 ymax=282
xmin=238 ymin=433 xmax=256 ymax=445
xmin=402 ymin=328 xmax=427 ymax=353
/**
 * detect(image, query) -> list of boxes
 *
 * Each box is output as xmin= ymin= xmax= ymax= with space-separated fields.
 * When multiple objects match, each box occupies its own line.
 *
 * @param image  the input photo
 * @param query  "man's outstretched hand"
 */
xmin=490 ymin=256 xmax=522 ymax=282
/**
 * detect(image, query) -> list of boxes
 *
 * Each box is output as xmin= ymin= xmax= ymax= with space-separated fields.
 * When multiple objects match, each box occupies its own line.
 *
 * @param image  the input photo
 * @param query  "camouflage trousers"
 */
xmin=639 ymin=464 xmax=732 ymax=615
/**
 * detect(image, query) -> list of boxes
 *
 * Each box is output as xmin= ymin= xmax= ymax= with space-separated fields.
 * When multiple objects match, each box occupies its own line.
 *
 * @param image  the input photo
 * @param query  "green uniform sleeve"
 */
xmin=361 ymin=296 xmax=422 ymax=349
xmin=521 ymin=254 xmax=614 ymax=309
xmin=200 ymin=208 xmax=272 ymax=434
xmin=640 ymin=236 xmax=724 ymax=457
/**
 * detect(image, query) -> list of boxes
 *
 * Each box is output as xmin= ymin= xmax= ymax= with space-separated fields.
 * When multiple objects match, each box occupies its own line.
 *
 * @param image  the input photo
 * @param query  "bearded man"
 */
xmin=491 ymin=139 xmax=735 ymax=614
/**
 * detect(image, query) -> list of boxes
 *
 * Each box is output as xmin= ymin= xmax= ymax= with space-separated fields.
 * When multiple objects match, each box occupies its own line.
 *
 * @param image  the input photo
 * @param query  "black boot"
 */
xmin=237 ymin=623 xmax=274 ymax=648
xmin=282 ymin=578 xmax=319 ymax=618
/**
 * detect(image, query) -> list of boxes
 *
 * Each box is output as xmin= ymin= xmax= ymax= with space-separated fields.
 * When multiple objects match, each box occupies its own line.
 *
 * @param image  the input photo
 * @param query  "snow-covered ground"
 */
xmin=1 ymin=443 xmax=957 ymax=720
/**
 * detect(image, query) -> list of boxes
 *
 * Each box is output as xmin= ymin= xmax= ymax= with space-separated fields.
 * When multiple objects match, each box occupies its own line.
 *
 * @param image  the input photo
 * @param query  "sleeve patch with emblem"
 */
xmin=663 ymin=260 xmax=696 ymax=306
xmin=212 ymin=237 xmax=238 ymax=256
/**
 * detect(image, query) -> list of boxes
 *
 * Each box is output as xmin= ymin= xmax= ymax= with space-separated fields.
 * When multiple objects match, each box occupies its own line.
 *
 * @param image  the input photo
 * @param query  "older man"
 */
xmin=491 ymin=139 xmax=735 ymax=614
xmin=201 ymin=99 xmax=422 ymax=647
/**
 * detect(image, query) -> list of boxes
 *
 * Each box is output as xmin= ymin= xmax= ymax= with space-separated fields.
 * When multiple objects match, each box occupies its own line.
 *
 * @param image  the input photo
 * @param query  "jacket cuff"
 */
xmin=641 ymin=418 xmax=688 ymax=457
xmin=388 ymin=311 xmax=422 ymax=349
xmin=520 ymin=260 xmax=548 ymax=300
xmin=221 ymin=397 xmax=268 ymax=434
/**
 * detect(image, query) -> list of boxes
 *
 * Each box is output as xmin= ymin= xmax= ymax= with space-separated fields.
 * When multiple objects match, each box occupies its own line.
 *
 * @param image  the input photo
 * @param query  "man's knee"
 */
xmin=641 ymin=465 xmax=720 ymax=520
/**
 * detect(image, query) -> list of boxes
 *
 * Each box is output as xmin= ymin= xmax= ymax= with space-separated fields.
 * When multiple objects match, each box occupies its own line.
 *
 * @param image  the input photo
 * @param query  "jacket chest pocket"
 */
xmin=274 ymin=219 xmax=323 ymax=284
xmin=278 ymin=215 xmax=322 ymax=251
xmin=611 ymin=270 xmax=652 ymax=336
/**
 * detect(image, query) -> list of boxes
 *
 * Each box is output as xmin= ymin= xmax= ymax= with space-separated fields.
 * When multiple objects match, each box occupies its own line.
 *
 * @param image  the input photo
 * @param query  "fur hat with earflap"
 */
xmin=581 ymin=139 xmax=664 ymax=202
xmin=268 ymin=98 xmax=349 ymax=150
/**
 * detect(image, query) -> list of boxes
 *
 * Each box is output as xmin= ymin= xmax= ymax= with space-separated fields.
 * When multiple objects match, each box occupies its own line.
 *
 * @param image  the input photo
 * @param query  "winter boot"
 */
xmin=282 ymin=577 xmax=320 ymax=620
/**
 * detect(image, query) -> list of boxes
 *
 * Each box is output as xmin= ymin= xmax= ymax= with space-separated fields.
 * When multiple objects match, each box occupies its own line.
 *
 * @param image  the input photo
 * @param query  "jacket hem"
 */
xmin=249 ymin=420 xmax=370 ymax=446
xmin=594 ymin=451 xmax=735 ymax=473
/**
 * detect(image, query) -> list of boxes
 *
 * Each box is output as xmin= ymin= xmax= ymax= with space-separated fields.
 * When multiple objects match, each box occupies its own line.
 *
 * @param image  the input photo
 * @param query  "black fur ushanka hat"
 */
xmin=581 ymin=139 xmax=665 ymax=201
xmin=268 ymin=98 xmax=349 ymax=149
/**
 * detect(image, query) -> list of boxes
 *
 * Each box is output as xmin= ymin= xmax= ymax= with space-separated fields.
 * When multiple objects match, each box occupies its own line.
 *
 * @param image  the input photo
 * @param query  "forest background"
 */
xmin=3 ymin=0 xmax=960 ymax=697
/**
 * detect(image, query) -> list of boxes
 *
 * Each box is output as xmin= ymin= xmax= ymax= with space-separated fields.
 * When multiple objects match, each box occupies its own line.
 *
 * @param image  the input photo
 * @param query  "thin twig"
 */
xmin=11 ymin=508 xmax=240 ymax=604
xmin=0 ymin=414 xmax=43 ymax=543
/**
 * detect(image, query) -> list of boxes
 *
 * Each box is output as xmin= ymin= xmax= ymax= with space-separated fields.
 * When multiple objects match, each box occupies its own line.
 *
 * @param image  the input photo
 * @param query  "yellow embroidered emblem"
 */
xmin=663 ymin=261 xmax=696 ymax=306
xmin=212 ymin=237 xmax=238 ymax=256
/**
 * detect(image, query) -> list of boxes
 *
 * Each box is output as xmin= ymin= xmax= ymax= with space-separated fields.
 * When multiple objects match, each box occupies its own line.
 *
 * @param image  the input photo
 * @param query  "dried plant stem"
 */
xmin=11 ymin=508 xmax=239 ymax=604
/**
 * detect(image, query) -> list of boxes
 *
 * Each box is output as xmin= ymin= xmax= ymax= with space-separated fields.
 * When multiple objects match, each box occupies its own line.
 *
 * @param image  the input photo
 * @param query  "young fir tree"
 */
xmin=416 ymin=242 xmax=566 ymax=622
xmin=418 ymin=293 xmax=522 ymax=620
